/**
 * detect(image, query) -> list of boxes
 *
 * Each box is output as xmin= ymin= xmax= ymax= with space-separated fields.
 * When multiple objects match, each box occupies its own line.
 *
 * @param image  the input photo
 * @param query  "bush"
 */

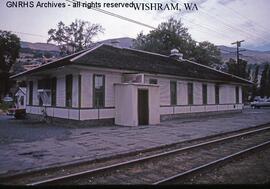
xmin=0 ymin=103 xmax=10 ymax=112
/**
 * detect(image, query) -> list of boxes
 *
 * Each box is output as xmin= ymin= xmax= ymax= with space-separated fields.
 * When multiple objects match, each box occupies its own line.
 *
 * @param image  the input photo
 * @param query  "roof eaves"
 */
xmin=10 ymin=48 xmax=89 ymax=79
xmin=70 ymin=43 xmax=105 ymax=62
xmin=183 ymin=59 xmax=253 ymax=85
xmin=117 ymin=46 xmax=253 ymax=85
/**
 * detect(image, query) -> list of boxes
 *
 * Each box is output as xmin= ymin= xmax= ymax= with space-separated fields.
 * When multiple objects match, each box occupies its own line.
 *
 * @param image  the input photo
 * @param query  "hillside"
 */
xmin=19 ymin=38 xmax=270 ymax=65
xmin=218 ymin=46 xmax=270 ymax=64
xmin=20 ymin=41 xmax=60 ymax=52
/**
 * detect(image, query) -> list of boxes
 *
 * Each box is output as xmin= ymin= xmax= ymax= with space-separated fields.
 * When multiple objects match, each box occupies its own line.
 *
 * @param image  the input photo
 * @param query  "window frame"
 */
xmin=188 ymin=83 xmax=194 ymax=105
xmin=215 ymin=85 xmax=220 ymax=104
xmin=235 ymin=86 xmax=239 ymax=104
xmin=202 ymin=84 xmax=208 ymax=105
xmin=170 ymin=81 xmax=177 ymax=106
xmin=29 ymin=81 xmax=33 ymax=105
xmin=65 ymin=74 xmax=73 ymax=108
xmin=93 ymin=74 xmax=105 ymax=108
xmin=149 ymin=78 xmax=158 ymax=85
xmin=78 ymin=75 xmax=82 ymax=108
xmin=51 ymin=77 xmax=57 ymax=107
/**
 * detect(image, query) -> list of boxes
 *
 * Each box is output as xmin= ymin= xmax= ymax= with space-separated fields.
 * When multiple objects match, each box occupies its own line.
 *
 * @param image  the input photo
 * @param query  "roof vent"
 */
xmin=110 ymin=39 xmax=120 ymax=47
xmin=169 ymin=48 xmax=183 ymax=60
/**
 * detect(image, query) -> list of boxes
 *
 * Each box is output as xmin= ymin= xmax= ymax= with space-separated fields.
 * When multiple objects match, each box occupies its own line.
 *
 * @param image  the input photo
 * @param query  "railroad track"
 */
xmin=2 ymin=125 xmax=270 ymax=185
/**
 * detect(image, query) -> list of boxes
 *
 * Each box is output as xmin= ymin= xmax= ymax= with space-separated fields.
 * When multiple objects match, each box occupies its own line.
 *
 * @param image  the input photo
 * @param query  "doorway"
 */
xmin=138 ymin=89 xmax=149 ymax=125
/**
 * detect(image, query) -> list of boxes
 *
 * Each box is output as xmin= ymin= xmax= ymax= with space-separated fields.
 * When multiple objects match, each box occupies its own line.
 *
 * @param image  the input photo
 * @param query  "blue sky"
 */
xmin=0 ymin=0 xmax=270 ymax=51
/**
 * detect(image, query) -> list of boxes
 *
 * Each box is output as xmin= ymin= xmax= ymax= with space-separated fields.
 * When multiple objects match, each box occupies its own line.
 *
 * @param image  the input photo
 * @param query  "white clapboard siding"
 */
xmin=81 ymin=72 xmax=92 ymax=108
xmin=177 ymin=81 xmax=188 ymax=105
xmin=207 ymin=83 xmax=215 ymax=104
xmin=56 ymin=76 xmax=66 ymax=107
xmin=72 ymin=75 xmax=79 ymax=108
xmin=105 ymin=73 xmax=122 ymax=107
xmin=193 ymin=82 xmax=202 ymax=105
xmin=159 ymin=78 xmax=170 ymax=106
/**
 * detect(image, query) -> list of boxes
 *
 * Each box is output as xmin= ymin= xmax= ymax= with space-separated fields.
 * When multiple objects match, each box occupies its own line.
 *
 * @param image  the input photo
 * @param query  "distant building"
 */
xmin=11 ymin=43 xmax=252 ymax=126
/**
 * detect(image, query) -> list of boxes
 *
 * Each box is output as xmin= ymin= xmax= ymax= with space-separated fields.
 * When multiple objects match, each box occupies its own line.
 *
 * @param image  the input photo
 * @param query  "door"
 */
xmin=138 ymin=89 xmax=149 ymax=125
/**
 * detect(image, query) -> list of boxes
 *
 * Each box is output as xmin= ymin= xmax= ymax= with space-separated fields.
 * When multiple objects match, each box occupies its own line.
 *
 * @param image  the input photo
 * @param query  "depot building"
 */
xmin=11 ymin=43 xmax=252 ymax=126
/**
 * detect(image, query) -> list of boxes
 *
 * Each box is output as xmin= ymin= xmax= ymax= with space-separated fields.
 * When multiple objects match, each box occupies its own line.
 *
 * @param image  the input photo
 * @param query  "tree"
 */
xmin=225 ymin=58 xmax=249 ymax=79
xmin=226 ymin=58 xmax=251 ymax=102
xmin=259 ymin=63 xmax=270 ymax=97
xmin=0 ymin=30 xmax=20 ymax=99
xmin=191 ymin=41 xmax=222 ymax=67
xmin=48 ymin=19 xmax=104 ymax=55
xmin=132 ymin=18 xmax=222 ymax=67
xmin=251 ymin=64 xmax=260 ymax=100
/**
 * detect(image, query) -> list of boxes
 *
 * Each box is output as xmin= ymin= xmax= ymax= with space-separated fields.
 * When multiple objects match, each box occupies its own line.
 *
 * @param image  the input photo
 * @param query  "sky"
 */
xmin=0 ymin=0 xmax=270 ymax=51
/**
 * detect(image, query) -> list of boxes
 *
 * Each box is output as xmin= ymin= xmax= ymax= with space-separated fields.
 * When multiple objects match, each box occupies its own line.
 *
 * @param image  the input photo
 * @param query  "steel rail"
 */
xmin=154 ymin=140 xmax=270 ymax=184
xmin=27 ymin=126 xmax=270 ymax=185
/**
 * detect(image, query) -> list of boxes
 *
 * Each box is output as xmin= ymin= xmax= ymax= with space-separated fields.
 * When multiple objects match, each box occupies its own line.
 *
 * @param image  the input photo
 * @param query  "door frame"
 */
xmin=137 ymin=89 xmax=149 ymax=125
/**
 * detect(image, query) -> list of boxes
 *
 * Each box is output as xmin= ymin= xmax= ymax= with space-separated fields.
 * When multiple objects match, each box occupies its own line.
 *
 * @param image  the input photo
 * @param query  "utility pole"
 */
xmin=231 ymin=40 xmax=245 ymax=76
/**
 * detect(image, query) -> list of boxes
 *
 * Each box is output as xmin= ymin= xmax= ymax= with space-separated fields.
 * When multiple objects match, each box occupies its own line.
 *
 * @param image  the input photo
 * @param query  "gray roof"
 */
xmin=11 ymin=44 xmax=252 ymax=85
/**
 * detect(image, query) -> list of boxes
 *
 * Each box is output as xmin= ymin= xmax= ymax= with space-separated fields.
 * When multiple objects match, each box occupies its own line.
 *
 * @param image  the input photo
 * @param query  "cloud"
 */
xmin=217 ymin=0 xmax=237 ymax=5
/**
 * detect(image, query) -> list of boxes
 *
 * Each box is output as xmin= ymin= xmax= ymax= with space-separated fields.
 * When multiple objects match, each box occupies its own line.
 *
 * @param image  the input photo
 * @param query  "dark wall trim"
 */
xmin=26 ymin=105 xmax=115 ymax=110
xmin=160 ymin=103 xmax=243 ymax=108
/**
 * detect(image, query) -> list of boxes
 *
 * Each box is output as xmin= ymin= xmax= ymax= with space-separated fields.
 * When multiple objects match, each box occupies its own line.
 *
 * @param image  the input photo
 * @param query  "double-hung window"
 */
xmin=170 ymin=81 xmax=177 ymax=105
xmin=202 ymin=84 xmax=207 ymax=105
xmin=215 ymin=85 xmax=220 ymax=104
xmin=29 ymin=81 xmax=33 ymax=105
xmin=235 ymin=86 xmax=239 ymax=104
xmin=93 ymin=74 xmax=105 ymax=108
xmin=66 ymin=75 xmax=73 ymax=107
xmin=188 ymin=83 xmax=193 ymax=105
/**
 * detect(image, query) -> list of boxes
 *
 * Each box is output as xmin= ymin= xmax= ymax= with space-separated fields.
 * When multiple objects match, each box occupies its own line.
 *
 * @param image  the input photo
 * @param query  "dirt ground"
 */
xmin=182 ymin=146 xmax=270 ymax=184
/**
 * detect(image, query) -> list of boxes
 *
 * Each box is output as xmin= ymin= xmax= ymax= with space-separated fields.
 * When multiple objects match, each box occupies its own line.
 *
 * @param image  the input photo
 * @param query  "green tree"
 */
xmin=132 ymin=18 xmax=222 ymax=67
xmin=226 ymin=58 xmax=249 ymax=79
xmin=0 ymin=30 xmax=20 ymax=99
xmin=48 ymin=19 xmax=104 ymax=55
xmin=226 ymin=58 xmax=250 ymax=102
xmin=259 ymin=63 xmax=269 ymax=97
xmin=251 ymin=64 xmax=260 ymax=100
xmin=191 ymin=41 xmax=222 ymax=67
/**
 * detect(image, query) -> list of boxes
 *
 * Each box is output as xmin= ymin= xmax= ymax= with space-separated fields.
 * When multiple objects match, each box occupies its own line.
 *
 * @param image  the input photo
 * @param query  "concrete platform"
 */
xmin=1 ymin=107 xmax=270 ymax=176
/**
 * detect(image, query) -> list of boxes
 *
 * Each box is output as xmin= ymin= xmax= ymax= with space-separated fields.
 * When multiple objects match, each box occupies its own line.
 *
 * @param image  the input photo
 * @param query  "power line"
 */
xmin=67 ymin=0 xmax=237 ymax=44
xmin=231 ymin=40 xmax=245 ymax=75
xmin=66 ymin=0 xmax=156 ymax=30
xmin=3 ymin=30 xmax=47 ymax=38
xmin=221 ymin=4 xmax=270 ymax=35
xmin=198 ymin=8 xmax=269 ymax=44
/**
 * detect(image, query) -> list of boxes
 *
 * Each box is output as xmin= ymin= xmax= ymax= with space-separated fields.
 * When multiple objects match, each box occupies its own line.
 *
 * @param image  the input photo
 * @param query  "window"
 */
xmin=66 ymin=75 xmax=73 ymax=107
xmin=29 ymin=81 xmax=33 ymax=105
xmin=20 ymin=97 xmax=24 ymax=106
xmin=170 ymin=81 xmax=177 ymax=105
xmin=188 ymin=83 xmax=193 ymax=105
xmin=202 ymin=84 xmax=207 ymax=105
xmin=93 ymin=74 xmax=105 ymax=108
xmin=38 ymin=79 xmax=51 ymax=89
xmin=51 ymin=77 xmax=57 ymax=106
xmin=78 ymin=75 xmax=81 ymax=108
xmin=149 ymin=78 xmax=158 ymax=85
xmin=38 ymin=95 xmax=43 ymax=106
xmin=215 ymin=85 xmax=220 ymax=104
xmin=236 ymin=86 xmax=239 ymax=104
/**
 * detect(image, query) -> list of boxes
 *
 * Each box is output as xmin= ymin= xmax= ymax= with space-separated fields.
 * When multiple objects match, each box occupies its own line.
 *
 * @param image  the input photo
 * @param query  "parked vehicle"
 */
xmin=251 ymin=98 xmax=270 ymax=108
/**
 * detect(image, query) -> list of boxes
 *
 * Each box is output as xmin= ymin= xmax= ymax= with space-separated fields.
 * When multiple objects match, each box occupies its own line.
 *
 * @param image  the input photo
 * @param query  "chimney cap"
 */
xmin=169 ymin=48 xmax=183 ymax=60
